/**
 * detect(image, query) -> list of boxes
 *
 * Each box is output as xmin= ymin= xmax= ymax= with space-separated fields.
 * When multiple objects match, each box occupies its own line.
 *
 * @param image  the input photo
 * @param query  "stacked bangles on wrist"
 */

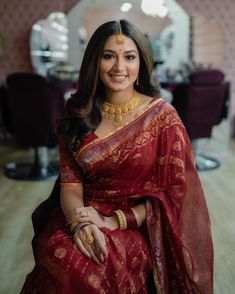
xmin=71 ymin=222 xmax=91 ymax=235
xmin=69 ymin=222 xmax=95 ymax=246
xmin=66 ymin=209 xmax=95 ymax=246
xmin=113 ymin=208 xmax=142 ymax=230
xmin=66 ymin=208 xmax=91 ymax=235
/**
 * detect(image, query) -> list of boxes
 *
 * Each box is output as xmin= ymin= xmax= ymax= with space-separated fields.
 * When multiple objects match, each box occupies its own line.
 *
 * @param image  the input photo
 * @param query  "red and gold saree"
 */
xmin=21 ymin=98 xmax=213 ymax=293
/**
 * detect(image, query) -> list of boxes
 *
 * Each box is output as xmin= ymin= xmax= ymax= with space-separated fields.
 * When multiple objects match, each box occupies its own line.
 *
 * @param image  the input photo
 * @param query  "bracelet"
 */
xmin=122 ymin=208 xmax=139 ymax=229
xmin=113 ymin=208 xmax=142 ymax=230
xmin=72 ymin=222 xmax=91 ymax=235
xmin=113 ymin=210 xmax=127 ymax=230
xmin=130 ymin=207 xmax=142 ymax=227
xmin=69 ymin=221 xmax=80 ymax=233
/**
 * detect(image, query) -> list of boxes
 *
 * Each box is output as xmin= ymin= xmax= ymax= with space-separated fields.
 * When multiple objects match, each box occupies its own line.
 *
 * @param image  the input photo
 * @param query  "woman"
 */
xmin=21 ymin=20 xmax=213 ymax=293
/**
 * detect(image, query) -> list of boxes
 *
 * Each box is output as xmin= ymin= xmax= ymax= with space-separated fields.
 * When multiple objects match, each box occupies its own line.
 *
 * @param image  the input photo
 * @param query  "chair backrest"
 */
xmin=5 ymin=72 xmax=65 ymax=147
xmin=172 ymin=70 xmax=227 ymax=140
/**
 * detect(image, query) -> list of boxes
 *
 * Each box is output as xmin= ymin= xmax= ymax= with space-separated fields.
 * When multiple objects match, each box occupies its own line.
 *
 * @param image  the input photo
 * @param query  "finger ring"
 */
xmin=86 ymin=235 xmax=95 ymax=245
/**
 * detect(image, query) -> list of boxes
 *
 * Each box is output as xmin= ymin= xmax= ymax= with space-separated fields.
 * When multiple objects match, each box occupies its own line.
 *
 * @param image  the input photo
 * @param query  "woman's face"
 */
xmin=99 ymin=35 xmax=140 ymax=92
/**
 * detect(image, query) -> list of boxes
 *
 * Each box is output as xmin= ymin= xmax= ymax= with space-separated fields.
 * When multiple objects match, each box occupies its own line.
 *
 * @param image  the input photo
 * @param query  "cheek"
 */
xmin=99 ymin=63 xmax=107 ymax=82
xmin=99 ymin=71 xmax=106 ymax=85
xmin=129 ymin=62 xmax=140 ymax=77
xmin=99 ymin=61 xmax=111 ymax=76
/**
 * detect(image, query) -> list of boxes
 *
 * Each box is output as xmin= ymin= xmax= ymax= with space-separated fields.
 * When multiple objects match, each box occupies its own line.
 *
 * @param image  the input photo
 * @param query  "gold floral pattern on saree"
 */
xmin=54 ymin=247 xmax=67 ymax=259
xmin=175 ymin=172 xmax=185 ymax=181
xmin=110 ymin=235 xmax=126 ymax=260
xmin=87 ymin=273 xmax=102 ymax=289
xmin=172 ymin=141 xmax=182 ymax=151
xmin=76 ymin=100 xmax=177 ymax=171
xmin=129 ymin=279 xmax=137 ymax=293
xmin=157 ymin=155 xmax=184 ymax=168
xmin=169 ymin=156 xmax=184 ymax=168
xmin=175 ymin=126 xmax=186 ymax=146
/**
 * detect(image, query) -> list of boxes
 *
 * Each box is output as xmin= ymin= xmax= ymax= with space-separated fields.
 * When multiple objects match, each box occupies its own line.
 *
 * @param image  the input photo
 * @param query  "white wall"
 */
xmin=161 ymin=0 xmax=190 ymax=71
xmin=67 ymin=0 xmax=190 ymax=72
xmin=67 ymin=0 xmax=93 ymax=70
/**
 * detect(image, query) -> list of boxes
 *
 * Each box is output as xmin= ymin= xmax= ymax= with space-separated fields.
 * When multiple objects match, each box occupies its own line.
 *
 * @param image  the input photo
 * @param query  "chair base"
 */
xmin=195 ymin=154 xmax=220 ymax=171
xmin=4 ymin=161 xmax=59 ymax=181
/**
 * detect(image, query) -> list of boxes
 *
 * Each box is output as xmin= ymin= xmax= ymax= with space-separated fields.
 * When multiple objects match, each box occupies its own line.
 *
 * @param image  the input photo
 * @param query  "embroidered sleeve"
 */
xmin=59 ymin=135 xmax=83 ymax=184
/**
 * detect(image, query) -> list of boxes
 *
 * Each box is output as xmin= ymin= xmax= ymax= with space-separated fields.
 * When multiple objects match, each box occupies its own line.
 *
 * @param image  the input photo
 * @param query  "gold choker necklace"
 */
xmin=102 ymin=92 xmax=140 ymax=126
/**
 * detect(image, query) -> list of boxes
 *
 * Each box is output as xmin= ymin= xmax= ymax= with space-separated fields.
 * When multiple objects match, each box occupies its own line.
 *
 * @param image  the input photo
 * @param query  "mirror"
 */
xmin=30 ymin=12 xmax=78 ymax=82
xmin=30 ymin=0 xmax=190 ymax=84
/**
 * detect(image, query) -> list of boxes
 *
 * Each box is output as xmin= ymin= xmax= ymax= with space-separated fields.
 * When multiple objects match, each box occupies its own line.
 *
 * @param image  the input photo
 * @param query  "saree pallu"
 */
xmin=21 ymin=98 xmax=213 ymax=294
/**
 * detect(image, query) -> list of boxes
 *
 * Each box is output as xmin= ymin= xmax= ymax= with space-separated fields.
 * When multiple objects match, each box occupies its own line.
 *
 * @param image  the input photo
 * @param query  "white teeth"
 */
xmin=110 ymin=74 xmax=127 ymax=77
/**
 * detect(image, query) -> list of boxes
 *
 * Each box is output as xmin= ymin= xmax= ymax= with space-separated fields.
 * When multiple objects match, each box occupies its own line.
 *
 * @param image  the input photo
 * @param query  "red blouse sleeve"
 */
xmin=59 ymin=135 xmax=83 ymax=184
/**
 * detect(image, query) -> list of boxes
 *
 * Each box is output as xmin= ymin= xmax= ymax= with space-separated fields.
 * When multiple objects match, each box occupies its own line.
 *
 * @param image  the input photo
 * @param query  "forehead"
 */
xmin=103 ymin=35 xmax=138 ymax=52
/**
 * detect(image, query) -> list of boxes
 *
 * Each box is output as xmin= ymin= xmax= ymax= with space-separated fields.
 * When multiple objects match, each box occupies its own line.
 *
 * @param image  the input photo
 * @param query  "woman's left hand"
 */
xmin=68 ymin=206 xmax=118 ymax=231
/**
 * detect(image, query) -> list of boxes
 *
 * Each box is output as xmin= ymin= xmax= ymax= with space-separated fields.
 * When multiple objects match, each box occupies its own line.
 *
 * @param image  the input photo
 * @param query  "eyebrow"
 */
xmin=102 ymin=49 xmax=138 ymax=54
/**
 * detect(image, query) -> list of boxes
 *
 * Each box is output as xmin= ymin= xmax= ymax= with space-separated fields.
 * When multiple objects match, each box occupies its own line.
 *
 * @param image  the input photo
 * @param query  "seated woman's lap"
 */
xmin=32 ymin=208 xmax=152 ymax=293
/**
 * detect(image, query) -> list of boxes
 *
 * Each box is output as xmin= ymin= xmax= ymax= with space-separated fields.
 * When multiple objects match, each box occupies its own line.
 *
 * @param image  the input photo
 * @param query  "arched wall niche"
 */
xmin=0 ymin=0 xmax=80 ymax=84
xmin=191 ymin=13 xmax=225 ymax=70
xmin=29 ymin=0 xmax=190 ymax=83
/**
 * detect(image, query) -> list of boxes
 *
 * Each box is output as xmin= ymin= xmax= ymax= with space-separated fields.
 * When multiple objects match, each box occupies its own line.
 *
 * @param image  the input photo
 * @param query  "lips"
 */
xmin=109 ymin=74 xmax=127 ymax=82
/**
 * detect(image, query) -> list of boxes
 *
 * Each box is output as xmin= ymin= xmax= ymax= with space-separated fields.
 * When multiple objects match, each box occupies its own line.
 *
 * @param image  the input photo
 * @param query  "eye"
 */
xmin=102 ymin=53 xmax=115 ymax=60
xmin=126 ymin=54 xmax=137 ymax=61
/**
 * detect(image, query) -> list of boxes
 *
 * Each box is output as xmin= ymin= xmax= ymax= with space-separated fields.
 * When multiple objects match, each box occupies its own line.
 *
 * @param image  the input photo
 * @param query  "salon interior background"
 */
xmin=0 ymin=0 xmax=235 ymax=135
xmin=0 ymin=1 xmax=235 ymax=294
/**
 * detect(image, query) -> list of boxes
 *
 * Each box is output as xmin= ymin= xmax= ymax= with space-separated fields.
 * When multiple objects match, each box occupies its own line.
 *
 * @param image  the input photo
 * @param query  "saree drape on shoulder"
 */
xmin=21 ymin=98 xmax=213 ymax=294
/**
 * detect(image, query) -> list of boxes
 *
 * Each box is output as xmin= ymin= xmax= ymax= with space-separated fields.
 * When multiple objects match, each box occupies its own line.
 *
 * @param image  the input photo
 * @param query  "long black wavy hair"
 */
xmin=57 ymin=19 xmax=160 ymax=152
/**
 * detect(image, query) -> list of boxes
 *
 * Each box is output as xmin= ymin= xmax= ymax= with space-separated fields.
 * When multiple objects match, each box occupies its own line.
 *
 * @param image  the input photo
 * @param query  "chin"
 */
xmin=106 ymin=82 xmax=134 ymax=92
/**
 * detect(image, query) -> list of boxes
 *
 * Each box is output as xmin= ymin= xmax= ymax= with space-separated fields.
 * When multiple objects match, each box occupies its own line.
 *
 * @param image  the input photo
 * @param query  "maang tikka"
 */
xmin=116 ymin=21 xmax=125 ymax=44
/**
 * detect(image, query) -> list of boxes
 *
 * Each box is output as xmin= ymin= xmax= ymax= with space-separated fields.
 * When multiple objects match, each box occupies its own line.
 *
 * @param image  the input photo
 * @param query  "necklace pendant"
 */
xmin=114 ymin=114 xmax=122 ymax=123
xmin=102 ymin=91 xmax=139 ymax=127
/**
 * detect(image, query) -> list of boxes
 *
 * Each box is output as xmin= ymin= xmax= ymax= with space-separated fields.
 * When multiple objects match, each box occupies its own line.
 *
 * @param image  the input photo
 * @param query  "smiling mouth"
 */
xmin=109 ymin=74 xmax=127 ymax=81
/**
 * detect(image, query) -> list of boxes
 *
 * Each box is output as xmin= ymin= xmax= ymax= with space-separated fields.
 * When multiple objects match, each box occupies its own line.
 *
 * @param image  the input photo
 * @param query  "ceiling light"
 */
xmin=157 ymin=5 xmax=168 ymax=17
xmin=141 ymin=0 xmax=168 ymax=18
xmin=120 ymin=3 xmax=132 ymax=12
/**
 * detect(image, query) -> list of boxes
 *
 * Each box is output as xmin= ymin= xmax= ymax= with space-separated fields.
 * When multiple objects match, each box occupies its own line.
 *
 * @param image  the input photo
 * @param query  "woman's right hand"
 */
xmin=68 ymin=206 xmax=119 ymax=231
xmin=73 ymin=223 xmax=108 ymax=264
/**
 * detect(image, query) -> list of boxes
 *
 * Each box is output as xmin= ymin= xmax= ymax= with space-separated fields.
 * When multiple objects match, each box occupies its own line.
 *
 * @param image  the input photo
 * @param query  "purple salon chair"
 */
xmin=172 ymin=69 xmax=228 ymax=171
xmin=4 ymin=72 xmax=65 ymax=180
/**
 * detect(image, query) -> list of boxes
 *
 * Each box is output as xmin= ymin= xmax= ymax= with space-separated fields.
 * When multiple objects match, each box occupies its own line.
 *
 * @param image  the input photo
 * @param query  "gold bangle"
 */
xmin=70 ymin=222 xmax=80 ymax=233
xmin=130 ymin=208 xmax=142 ymax=227
xmin=119 ymin=210 xmax=127 ymax=229
xmin=114 ymin=210 xmax=127 ymax=230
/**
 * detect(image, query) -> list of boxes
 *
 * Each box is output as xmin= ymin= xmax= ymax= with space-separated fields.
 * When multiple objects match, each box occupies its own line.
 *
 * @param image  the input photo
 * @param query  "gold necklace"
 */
xmin=102 ymin=92 xmax=140 ymax=126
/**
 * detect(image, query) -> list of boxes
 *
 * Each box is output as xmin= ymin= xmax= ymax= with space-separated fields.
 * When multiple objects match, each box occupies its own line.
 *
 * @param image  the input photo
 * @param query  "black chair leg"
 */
xmin=4 ymin=147 xmax=59 ymax=181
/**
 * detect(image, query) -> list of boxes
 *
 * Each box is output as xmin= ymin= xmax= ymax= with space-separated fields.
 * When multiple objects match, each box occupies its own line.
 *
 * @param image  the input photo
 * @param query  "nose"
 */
xmin=114 ymin=57 xmax=125 ymax=71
